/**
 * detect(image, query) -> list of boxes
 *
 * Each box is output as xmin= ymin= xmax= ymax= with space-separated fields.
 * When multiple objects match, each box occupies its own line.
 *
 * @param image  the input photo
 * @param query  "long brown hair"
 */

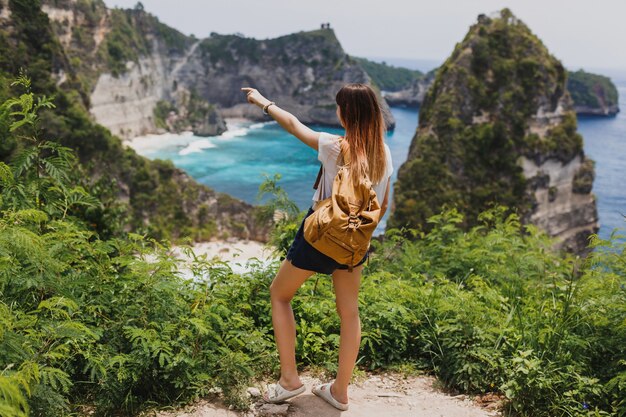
xmin=335 ymin=83 xmax=387 ymax=187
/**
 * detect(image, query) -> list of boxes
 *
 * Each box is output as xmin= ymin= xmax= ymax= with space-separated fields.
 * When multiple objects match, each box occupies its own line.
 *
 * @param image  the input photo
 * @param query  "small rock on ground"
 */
xmin=256 ymin=403 xmax=289 ymax=416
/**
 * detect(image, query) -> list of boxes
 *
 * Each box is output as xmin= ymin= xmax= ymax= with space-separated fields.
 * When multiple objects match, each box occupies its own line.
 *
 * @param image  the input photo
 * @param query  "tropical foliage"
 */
xmin=0 ymin=0 xmax=256 ymax=244
xmin=568 ymin=69 xmax=619 ymax=111
xmin=0 ymin=74 xmax=624 ymax=417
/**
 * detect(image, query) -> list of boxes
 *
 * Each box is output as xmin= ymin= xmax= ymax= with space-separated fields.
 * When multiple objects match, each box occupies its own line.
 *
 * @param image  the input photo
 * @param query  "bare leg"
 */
xmin=268 ymin=259 xmax=316 ymax=392
xmin=329 ymin=264 xmax=364 ymax=404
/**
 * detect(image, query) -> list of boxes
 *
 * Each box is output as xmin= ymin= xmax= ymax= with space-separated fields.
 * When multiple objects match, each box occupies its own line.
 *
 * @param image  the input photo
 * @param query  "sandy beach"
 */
xmin=170 ymin=238 xmax=279 ymax=276
xmin=123 ymin=117 xmax=260 ymax=154
xmin=175 ymin=238 xmax=277 ymax=264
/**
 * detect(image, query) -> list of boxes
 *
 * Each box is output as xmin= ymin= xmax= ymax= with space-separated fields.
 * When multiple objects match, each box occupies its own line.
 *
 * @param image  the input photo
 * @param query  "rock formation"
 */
xmin=384 ymin=66 xmax=619 ymax=118
xmin=567 ymin=69 xmax=620 ymax=116
xmin=0 ymin=0 xmax=270 ymax=242
xmin=40 ymin=0 xmax=393 ymax=139
xmin=388 ymin=9 xmax=598 ymax=255
xmin=171 ymin=30 xmax=394 ymax=130
xmin=40 ymin=0 xmax=227 ymax=139
xmin=383 ymin=69 xmax=436 ymax=107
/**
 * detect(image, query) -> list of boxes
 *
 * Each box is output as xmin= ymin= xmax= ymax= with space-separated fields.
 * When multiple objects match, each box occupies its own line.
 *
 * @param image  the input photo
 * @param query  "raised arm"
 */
xmin=241 ymin=87 xmax=320 ymax=150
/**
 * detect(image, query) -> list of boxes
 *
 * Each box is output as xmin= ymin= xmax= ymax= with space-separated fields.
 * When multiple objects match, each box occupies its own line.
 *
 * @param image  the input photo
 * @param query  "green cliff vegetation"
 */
xmin=388 ymin=9 xmax=583 ymax=234
xmin=0 ymin=81 xmax=624 ymax=416
xmin=200 ymin=33 xmax=262 ymax=65
xmin=42 ymin=0 xmax=192 ymax=93
xmin=352 ymin=56 xmax=423 ymax=91
xmin=153 ymin=89 xmax=225 ymax=137
xmin=0 ymin=0 xmax=257 ymax=242
xmin=568 ymin=69 xmax=619 ymax=113
xmin=352 ymin=57 xmax=424 ymax=91
xmin=102 ymin=7 xmax=151 ymax=76
xmin=200 ymin=28 xmax=344 ymax=69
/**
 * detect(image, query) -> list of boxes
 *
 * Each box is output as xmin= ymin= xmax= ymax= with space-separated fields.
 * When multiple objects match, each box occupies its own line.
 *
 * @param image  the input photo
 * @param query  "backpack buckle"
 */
xmin=348 ymin=213 xmax=361 ymax=230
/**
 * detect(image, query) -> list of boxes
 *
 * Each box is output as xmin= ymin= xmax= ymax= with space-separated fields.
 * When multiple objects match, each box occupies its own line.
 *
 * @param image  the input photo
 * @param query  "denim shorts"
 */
xmin=285 ymin=206 xmax=368 ymax=275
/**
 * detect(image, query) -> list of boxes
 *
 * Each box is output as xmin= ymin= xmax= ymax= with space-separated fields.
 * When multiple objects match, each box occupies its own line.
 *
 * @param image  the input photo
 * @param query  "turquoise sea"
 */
xmin=133 ymin=80 xmax=625 ymax=240
xmin=576 ymin=75 xmax=626 ymax=242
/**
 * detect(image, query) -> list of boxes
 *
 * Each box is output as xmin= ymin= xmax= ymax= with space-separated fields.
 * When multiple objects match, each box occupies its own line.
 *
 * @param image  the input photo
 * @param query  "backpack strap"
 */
xmin=313 ymin=165 xmax=323 ymax=190
xmin=313 ymin=135 xmax=346 ymax=190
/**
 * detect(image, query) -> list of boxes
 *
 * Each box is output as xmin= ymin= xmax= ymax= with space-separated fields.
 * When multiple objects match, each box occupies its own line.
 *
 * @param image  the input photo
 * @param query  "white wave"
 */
xmin=179 ymin=138 xmax=217 ymax=155
xmin=249 ymin=121 xmax=275 ymax=129
xmin=124 ymin=131 xmax=195 ymax=154
xmin=124 ymin=119 xmax=276 ymax=155
xmin=213 ymin=120 xmax=272 ymax=140
xmin=218 ymin=126 xmax=250 ymax=140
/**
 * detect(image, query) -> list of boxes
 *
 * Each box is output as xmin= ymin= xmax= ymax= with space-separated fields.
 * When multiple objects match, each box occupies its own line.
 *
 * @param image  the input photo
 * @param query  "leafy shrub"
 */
xmin=0 ymin=74 xmax=624 ymax=417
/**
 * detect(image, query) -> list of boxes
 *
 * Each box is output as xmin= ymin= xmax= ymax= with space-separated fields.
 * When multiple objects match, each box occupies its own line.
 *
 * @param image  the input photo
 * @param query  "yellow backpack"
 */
xmin=303 ymin=138 xmax=381 ymax=271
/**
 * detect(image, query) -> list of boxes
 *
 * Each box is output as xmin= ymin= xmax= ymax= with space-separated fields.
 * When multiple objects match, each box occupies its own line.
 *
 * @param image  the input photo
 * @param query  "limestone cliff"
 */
xmin=383 ymin=69 xmax=436 ymax=107
xmin=40 ymin=1 xmax=394 ymax=138
xmin=40 ymin=0 xmax=227 ymax=139
xmin=388 ymin=9 xmax=598 ymax=255
xmin=0 ymin=0 xmax=270 ymax=242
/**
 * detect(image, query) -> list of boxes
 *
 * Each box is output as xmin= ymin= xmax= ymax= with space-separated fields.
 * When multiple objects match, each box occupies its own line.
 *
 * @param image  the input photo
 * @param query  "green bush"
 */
xmin=1 ymin=74 xmax=624 ymax=417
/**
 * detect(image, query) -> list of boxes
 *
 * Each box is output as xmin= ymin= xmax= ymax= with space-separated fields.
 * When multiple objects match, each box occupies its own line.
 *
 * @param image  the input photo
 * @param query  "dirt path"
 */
xmin=152 ymin=372 xmax=503 ymax=417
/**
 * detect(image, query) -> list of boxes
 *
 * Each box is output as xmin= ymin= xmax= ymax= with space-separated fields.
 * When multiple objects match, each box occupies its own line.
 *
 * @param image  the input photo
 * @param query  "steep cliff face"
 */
xmin=41 ymin=0 xmax=226 ymax=139
xmin=174 ymin=30 xmax=395 ymax=129
xmin=41 ymin=1 xmax=394 ymax=138
xmin=0 ymin=0 xmax=270 ymax=242
xmin=388 ymin=9 xmax=598 ymax=255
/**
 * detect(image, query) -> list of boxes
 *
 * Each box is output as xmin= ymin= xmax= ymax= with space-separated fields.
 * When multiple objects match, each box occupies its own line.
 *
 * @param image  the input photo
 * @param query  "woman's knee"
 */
xmin=336 ymin=301 xmax=359 ymax=321
xmin=270 ymin=279 xmax=293 ymax=303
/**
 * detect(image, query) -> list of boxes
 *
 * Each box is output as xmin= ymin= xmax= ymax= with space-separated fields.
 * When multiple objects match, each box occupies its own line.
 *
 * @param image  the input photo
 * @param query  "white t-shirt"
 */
xmin=312 ymin=132 xmax=394 ymax=204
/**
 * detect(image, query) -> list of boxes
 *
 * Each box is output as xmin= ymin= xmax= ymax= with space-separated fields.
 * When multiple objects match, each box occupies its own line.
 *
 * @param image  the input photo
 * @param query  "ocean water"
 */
xmin=138 ymin=108 xmax=419 ymax=235
xmin=577 ymin=78 xmax=626 ymax=241
xmin=133 ymin=86 xmax=625 ymax=240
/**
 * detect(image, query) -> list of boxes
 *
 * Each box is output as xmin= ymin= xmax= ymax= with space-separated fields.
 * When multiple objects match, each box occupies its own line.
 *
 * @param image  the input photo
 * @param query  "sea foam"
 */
xmin=179 ymin=139 xmax=217 ymax=155
xmin=178 ymin=120 xmax=275 ymax=154
xmin=124 ymin=131 xmax=195 ymax=155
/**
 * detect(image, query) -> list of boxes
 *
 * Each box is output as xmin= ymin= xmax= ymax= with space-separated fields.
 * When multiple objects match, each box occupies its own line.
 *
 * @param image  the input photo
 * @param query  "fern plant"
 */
xmin=0 ymin=70 xmax=99 ymax=219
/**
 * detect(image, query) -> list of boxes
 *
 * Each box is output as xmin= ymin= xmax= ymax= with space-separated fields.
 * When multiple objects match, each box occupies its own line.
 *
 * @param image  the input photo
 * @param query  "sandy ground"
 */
xmin=151 ymin=372 xmax=504 ymax=417
xmin=170 ymin=238 xmax=279 ymax=275
xmin=175 ymin=239 xmax=277 ymax=264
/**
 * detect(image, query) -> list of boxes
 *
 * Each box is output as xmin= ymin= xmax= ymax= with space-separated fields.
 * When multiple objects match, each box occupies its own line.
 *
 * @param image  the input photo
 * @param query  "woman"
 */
xmin=241 ymin=83 xmax=393 ymax=411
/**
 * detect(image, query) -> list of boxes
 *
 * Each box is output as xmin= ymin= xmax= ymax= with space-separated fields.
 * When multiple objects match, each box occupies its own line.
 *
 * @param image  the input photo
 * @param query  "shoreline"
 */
xmin=123 ymin=117 xmax=259 ymax=152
